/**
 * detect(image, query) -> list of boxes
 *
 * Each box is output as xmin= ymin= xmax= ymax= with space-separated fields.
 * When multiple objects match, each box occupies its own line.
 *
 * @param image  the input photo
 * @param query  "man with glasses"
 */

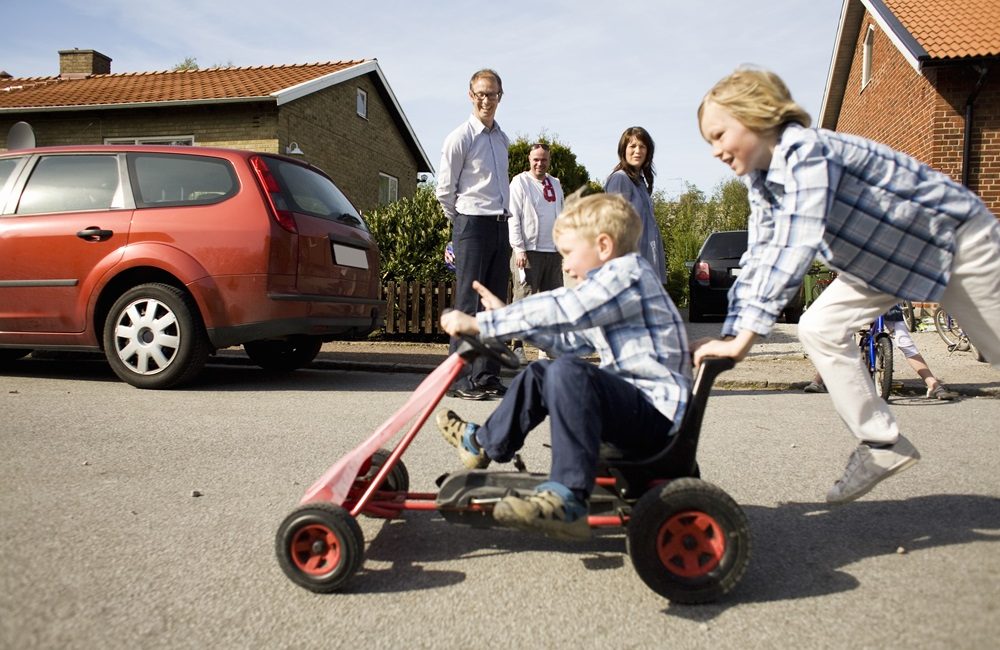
xmin=437 ymin=69 xmax=511 ymax=400
xmin=508 ymin=142 xmax=565 ymax=364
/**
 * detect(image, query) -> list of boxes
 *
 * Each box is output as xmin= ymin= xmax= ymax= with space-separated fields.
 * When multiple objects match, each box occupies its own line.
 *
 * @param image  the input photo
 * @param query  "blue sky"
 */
xmin=5 ymin=0 xmax=844 ymax=196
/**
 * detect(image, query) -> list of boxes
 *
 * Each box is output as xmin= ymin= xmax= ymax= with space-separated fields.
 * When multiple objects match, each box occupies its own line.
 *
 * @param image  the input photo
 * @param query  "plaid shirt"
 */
xmin=726 ymin=123 xmax=991 ymax=337
xmin=476 ymin=253 xmax=691 ymax=429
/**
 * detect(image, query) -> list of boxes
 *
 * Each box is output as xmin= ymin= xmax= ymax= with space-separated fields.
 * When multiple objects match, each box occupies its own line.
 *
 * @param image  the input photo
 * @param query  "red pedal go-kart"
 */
xmin=275 ymin=337 xmax=750 ymax=604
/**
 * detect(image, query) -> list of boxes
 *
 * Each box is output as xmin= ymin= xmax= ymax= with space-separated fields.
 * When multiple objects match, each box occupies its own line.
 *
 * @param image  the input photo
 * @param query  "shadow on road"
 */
xmin=343 ymin=494 xmax=1000 ymax=612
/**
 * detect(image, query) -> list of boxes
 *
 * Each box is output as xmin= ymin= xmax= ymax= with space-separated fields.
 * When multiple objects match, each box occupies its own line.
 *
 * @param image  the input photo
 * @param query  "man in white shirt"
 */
xmin=508 ymin=142 xmax=565 ymax=363
xmin=436 ymin=69 xmax=511 ymax=400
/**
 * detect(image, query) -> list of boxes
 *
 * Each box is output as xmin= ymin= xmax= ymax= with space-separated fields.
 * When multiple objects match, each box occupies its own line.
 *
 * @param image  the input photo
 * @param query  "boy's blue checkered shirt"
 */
xmin=476 ymin=253 xmax=692 ymax=431
xmin=727 ymin=123 xmax=993 ymax=338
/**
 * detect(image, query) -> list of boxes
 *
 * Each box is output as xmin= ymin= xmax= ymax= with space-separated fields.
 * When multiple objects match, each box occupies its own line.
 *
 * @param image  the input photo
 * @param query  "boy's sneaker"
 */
xmin=826 ymin=434 xmax=921 ymax=504
xmin=927 ymin=385 xmax=959 ymax=400
xmin=493 ymin=481 xmax=590 ymax=541
xmin=435 ymin=409 xmax=490 ymax=469
xmin=512 ymin=346 xmax=528 ymax=366
xmin=803 ymin=381 xmax=827 ymax=393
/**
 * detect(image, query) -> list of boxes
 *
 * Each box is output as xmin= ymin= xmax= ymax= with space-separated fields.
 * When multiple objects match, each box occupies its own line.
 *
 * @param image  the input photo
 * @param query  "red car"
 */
xmin=0 ymin=145 xmax=383 ymax=388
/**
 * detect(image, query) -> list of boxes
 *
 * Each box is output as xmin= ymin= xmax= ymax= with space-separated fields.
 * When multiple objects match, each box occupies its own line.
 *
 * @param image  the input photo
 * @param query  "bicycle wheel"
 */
xmin=900 ymin=300 xmax=916 ymax=332
xmin=932 ymin=308 xmax=961 ymax=347
xmin=873 ymin=335 xmax=893 ymax=401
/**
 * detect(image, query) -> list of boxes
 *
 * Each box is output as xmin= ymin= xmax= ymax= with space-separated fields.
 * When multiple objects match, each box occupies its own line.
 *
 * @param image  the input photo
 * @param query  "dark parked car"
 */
xmin=0 ymin=145 xmax=383 ymax=388
xmin=688 ymin=230 xmax=803 ymax=323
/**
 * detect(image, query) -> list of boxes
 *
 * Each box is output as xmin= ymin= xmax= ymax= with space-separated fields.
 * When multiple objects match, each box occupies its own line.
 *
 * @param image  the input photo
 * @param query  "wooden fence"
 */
xmin=382 ymin=280 xmax=454 ymax=335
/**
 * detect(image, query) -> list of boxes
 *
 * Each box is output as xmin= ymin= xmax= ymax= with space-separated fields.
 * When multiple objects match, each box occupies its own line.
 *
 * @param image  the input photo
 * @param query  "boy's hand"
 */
xmin=692 ymin=331 xmax=758 ymax=366
xmin=440 ymin=310 xmax=480 ymax=337
xmin=472 ymin=280 xmax=506 ymax=311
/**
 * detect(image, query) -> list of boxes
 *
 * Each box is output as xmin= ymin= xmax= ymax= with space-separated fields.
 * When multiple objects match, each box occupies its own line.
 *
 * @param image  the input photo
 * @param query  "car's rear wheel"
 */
xmin=103 ymin=283 xmax=210 ymax=389
xmin=244 ymin=336 xmax=323 ymax=371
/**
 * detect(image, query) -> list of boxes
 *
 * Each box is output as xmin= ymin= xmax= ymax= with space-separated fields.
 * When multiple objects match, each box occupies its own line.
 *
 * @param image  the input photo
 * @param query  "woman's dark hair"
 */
xmin=613 ymin=126 xmax=655 ymax=195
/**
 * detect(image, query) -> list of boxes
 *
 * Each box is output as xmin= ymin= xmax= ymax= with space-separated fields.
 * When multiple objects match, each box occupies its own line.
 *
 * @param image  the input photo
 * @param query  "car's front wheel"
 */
xmin=103 ymin=283 xmax=210 ymax=389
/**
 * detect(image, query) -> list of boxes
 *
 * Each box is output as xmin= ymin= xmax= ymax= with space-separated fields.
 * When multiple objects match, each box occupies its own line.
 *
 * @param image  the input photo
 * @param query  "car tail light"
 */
xmin=250 ymin=156 xmax=297 ymax=233
xmin=694 ymin=261 xmax=710 ymax=285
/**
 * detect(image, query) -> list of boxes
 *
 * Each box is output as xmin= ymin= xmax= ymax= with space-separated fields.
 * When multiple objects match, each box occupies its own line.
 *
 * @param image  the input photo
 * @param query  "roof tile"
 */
xmin=0 ymin=60 xmax=368 ymax=109
xmin=884 ymin=0 xmax=1000 ymax=59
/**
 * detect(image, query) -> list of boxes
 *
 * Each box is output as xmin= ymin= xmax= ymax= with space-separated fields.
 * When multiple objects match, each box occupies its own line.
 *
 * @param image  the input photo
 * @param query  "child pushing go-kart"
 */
xmin=436 ymin=191 xmax=692 ymax=540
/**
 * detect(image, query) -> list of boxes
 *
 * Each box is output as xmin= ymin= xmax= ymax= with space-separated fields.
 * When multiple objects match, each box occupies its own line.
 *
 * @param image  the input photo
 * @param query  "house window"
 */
xmin=861 ymin=26 xmax=875 ymax=89
xmin=378 ymin=173 xmax=398 ymax=205
xmin=104 ymin=136 xmax=195 ymax=146
xmin=356 ymin=88 xmax=368 ymax=119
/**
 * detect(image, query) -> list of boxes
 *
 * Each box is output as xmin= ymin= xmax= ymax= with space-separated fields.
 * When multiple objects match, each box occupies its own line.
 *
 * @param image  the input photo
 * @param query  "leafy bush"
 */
xmin=365 ymin=184 xmax=452 ymax=282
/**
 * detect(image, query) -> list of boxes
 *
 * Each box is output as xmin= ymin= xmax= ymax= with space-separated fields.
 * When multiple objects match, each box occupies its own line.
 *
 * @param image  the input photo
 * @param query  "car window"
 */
xmin=16 ymin=155 xmax=122 ymax=215
xmin=128 ymin=153 xmax=238 ymax=207
xmin=700 ymin=231 xmax=748 ymax=258
xmin=265 ymin=157 xmax=368 ymax=232
xmin=0 ymin=158 xmax=21 ymax=186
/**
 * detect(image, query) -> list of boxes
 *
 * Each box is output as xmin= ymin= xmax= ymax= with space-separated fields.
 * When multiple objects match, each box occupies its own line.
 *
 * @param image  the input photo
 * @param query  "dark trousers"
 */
xmin=524 ymin=250 xmax=564 ymax=294
xmin=450 ymin=213 xmax=511 ymax=388
xmin=476 ymin=357 xmax=674 ymax=498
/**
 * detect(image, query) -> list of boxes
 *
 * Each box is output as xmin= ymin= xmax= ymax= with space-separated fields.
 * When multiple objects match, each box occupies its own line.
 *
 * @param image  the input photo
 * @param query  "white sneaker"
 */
xmin=826 ymin=435 xmax=921 ymax=504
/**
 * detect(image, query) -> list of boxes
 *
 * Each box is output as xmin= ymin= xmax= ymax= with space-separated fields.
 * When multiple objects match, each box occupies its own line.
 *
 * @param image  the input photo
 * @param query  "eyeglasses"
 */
xmin=472 ymin=91 xmax=502 ymax=102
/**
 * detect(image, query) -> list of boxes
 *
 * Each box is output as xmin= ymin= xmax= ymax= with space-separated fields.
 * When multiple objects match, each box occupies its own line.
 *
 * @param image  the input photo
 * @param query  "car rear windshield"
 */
xmin=263 ymin=156 xmax=368 ymax=232
xmin=700 ymin=231 xmax=748 ymax=258
xmin=128 ymin=153 xmax=238 ymax=208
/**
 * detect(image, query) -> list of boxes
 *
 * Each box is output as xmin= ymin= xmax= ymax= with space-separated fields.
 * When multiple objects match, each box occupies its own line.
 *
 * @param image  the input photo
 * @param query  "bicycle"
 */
xmin=858 ymin=313 xmax=893 ymax=401
xmin=932 ymin=307 xmax=984 ymax=360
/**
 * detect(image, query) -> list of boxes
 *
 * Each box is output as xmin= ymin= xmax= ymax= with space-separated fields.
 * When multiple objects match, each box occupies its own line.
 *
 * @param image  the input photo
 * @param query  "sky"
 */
xmin=4 ymin=0 xmax=845 ymax=196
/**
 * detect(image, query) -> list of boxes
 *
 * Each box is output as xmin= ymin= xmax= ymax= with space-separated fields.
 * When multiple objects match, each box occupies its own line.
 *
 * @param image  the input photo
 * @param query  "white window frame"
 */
xmin=861 ymin=26 xmax=875 ymax=90
xmin=356 ymin=88 xmax=368 ymax=119
xmin=378 ymin=172 xmax=398 ymax=205
xmin=104 ymin=136 xmax=195 ymax=146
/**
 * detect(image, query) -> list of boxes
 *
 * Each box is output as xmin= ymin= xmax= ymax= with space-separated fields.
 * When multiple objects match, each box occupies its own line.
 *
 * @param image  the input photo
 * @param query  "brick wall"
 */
xmin=834 ymin=13 xmax=1000 ymax=217
xmin=277 ymin=73 xmax=420 ymax=212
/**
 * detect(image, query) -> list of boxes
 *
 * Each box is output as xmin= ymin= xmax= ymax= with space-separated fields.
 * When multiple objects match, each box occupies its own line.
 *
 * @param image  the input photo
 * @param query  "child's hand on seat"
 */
xmin=472 ymin=281 xmax=506 ymax=311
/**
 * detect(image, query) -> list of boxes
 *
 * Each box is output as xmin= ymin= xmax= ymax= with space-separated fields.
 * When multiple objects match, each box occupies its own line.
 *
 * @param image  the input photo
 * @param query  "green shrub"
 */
xmin=365 ymin=184 xmax=453 ymax=282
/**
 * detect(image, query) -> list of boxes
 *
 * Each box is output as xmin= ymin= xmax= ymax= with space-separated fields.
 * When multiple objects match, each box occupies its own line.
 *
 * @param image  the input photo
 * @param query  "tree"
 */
xmin=173 ymin=57 xmax=199 ymax=71
xmin=507 ymin=133 xmax=590 ymax=193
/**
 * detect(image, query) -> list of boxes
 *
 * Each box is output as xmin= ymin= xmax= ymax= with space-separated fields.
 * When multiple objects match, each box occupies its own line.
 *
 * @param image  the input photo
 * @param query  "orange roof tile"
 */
xmin=884 ymin=0 xmax=1000 ymax=59
xmin=0 ymin=60 xmax=368 ymax=110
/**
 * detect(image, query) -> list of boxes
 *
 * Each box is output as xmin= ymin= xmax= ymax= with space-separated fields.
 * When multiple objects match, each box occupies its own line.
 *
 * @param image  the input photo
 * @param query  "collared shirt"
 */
xmin=604 ymin=170 xmax=667 ymax=283
xmin=476 ymin=253 xmax=692 ymax=429
xmin=435 ymin=114 xmax=510 ymax=221
xmin=509 ymin=171 xmax=564 ymax=253
xmin=726 ymin=123 xmax=991 ymax=337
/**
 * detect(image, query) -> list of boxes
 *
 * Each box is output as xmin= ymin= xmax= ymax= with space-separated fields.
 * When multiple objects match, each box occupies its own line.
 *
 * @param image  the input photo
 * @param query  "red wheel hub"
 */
xmin=290 ymin=524 xmax=341 ymax=575
xmin=656 ymin=510 xmax=725 ymax=578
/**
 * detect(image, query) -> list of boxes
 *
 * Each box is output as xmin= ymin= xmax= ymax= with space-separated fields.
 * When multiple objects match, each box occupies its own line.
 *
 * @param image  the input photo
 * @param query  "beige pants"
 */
xmin=799 ymin=210 xmax=1000 ymax=444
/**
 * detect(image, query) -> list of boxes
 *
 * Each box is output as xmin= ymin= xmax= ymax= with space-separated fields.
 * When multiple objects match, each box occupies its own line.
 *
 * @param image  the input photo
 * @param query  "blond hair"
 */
xmin=698 ymin=66 xmax=811 ymax=135
xmin=553 ymin=190 xmax=641 ymax=255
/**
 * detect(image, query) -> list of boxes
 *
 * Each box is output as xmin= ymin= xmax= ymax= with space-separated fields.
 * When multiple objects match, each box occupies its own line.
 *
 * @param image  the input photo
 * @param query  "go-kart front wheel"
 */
xmin=276 ymin=503 xmax=364 ymax=593
xmin=627 ymin=478 xmax=750 ymax=604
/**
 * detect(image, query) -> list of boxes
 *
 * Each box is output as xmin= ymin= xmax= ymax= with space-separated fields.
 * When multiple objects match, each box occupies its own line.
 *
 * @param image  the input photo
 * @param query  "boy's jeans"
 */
xmin=799 ymin=210 xmax=1000 ymax=444
xmin=474 ymin=356 xmax=674 ymax=498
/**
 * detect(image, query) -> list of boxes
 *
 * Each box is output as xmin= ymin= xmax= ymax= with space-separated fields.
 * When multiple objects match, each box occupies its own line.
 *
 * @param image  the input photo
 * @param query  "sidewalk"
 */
xmin=218 ymin=318 xmax=999 ymax=398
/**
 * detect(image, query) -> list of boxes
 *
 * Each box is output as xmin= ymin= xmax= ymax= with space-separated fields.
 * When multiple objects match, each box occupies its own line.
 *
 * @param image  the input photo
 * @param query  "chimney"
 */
xmin=58 ymin=49 xmax=112 ymax=78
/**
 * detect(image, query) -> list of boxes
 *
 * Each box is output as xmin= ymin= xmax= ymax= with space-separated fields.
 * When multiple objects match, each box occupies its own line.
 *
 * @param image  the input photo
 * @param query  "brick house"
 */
xmin=819 ymin=0 xmax=1000 ymax=217
xmin=0 ymin=49 xmax=433 ymax=213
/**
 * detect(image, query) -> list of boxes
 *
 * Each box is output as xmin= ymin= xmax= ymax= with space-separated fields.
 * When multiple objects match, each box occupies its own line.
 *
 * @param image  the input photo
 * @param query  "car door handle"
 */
xmin=76 ymin=227 xmax=114 ymax=242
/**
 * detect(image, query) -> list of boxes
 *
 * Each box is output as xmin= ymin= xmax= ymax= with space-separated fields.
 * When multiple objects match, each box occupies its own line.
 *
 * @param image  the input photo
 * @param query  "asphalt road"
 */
xmin=1 ymin=358 xmax=998 ymax=649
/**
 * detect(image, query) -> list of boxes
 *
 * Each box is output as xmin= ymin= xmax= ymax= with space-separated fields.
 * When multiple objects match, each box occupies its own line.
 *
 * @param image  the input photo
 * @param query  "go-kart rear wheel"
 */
xmin=276 ymin=502 xmax=364 ymax=593
xmin=366 ymin=449 xmax=410 ymax=493
xmin=627 ymin=478 xmax=749 ymax=604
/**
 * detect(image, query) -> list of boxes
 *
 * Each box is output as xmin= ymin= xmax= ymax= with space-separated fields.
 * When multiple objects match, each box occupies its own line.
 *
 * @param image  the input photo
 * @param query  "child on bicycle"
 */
xmin=436 ymin=192 xmax=691 ymax=540
xmin=695 ymin=66 xmax=1000 ymax=504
